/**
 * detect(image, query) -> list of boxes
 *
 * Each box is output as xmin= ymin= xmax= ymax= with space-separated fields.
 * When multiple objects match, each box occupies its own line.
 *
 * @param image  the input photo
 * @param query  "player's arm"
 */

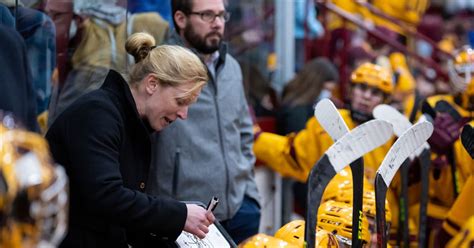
xmin=254 ymin=117 xmax=326 ymax=182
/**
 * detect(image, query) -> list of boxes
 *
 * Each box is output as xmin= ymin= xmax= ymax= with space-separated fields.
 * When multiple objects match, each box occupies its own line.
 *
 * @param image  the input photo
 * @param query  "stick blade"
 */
xmin=374 ymin=104 xmax=430 ymax=156
xmin=373 ymin=104 xmax=412 ymax=137
xmin=413 ymin=115 xmax=431 ymax=155
xmin=325 ymin=119 xmax=393 ymax=173
xmin=377 ymin=122 xmax=434 ymax=186
xmin=314 ymin=98 xmax=349 ymax=141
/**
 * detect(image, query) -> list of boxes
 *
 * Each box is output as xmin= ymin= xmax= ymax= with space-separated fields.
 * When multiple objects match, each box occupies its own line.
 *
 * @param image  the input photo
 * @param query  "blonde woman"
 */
xmin=46 ymin=32 xmax=213 ymax=248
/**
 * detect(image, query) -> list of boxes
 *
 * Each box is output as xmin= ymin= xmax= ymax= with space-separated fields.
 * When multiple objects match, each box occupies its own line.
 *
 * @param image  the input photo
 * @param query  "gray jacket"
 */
xmin=148 ymin=42 xmax=260 ymax=221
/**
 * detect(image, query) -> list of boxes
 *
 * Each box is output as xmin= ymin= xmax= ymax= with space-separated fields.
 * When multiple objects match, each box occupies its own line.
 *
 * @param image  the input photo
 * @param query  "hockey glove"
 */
xmin=427 ymin=113 xmax=469 ymax=154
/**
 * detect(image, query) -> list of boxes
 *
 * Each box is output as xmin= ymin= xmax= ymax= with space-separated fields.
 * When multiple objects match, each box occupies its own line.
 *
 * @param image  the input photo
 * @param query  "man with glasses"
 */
xmin=148 ymin=0 xmax=261 ymax=244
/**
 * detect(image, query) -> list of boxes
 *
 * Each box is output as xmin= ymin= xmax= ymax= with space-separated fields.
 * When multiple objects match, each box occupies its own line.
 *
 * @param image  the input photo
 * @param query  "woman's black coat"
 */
xmin=46 ymin=70 xmax=186 ymax=247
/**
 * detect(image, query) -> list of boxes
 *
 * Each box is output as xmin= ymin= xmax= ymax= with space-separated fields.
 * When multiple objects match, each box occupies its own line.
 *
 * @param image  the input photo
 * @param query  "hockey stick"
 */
xmin=461 ymin=124 xmax=474 ymax=159
xmin=373 ymin=105 xmax=431 ymax=247
xmin=314 ymin=99 xmax=364 ymax=248
xmin=422 ymin=100 xmax=464 ymax=197
xmin=413 ymin=115 xmax=431 ymax=248
xmin=305 ymin=119 xmax=393 ymax=248
xmin=314 ymin=99 xmax=350 ymax=141
xmin=374 ymin=122 xmax=433 ymax=248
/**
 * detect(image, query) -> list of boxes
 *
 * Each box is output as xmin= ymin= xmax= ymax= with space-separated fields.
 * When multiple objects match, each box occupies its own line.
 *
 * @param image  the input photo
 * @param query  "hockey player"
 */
xmin=421 ymin=45 xmax=474 ymax=241
xmin=239 ymin=201 xmax=372 ymax=248
xmin=445 ymin=216 xmax=474 ymax=248
xmin=371 ymin=0 xmax=430 ymax=35
xmin=435 ymin=175 xmax=474 ymax=247
xmin=0 ymin=118 xmax=69 ymax=247
xmin=254 ymin=62 xmax=394 ymax=183
xmin=238 ymin=228 xmax=339 ymax=248
xmin=317 ymin=200 xmax=371 ymax=246
xmin=434 ymin=122 xmax=474 ymax=247
xmin=274 ymin=220 xmax=339 ymax=247
xmin=461 ymin=122 xmax=474 ymax=158
xmin=387 ymin=52 xmax=419 ymax=119
xmin=321 ymin=168 xmax=393 ymax=235
xmin=253 ymin=62 xmax=412 ymax=243
xmin=238 ymin=234 xmax=299 ymax=248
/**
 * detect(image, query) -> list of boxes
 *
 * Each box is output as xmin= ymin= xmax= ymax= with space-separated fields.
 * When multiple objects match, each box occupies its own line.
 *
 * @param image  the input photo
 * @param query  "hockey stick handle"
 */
xmin=375 ymin=175 xmax=389 ymax=248
xmin=350 ymin=158 xmax=364 ymax=248
xmin=305 ymin=155 xmax=336 ymax=248
xmin=418 ymin=149 xmax=430 ymax=247
xmin=399 ymin=160 xmax=410 ymax=247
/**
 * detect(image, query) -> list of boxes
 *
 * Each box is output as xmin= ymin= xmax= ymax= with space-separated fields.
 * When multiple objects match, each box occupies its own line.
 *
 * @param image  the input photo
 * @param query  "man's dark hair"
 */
xmin=172 ymin=0 xmax=193 ymax=34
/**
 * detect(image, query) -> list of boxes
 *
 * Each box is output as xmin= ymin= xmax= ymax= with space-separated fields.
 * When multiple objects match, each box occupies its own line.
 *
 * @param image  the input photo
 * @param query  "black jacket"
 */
xmin=46 ymin=70 xmax=186 ymax=247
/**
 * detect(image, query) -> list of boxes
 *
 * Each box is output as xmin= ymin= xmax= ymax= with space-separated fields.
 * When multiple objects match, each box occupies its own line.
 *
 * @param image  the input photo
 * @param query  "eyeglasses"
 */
xmin=188 ymin=11 xmax=231 ymax=23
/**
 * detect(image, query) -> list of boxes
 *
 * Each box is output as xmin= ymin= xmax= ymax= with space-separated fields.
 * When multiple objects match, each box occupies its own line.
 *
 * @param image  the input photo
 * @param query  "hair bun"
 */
xmin=125 ymin=32 xmax=157 ymax=63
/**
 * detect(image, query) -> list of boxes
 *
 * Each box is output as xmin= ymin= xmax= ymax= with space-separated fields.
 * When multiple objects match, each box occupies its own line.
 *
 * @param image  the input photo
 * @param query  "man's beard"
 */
xmin=184 ymin=24 xmax=222 ymax=54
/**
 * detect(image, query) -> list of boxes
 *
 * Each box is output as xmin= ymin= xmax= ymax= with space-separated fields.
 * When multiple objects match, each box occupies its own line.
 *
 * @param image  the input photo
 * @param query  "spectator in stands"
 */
xmin=0 ymin=3 xmax=14 ymax=26
xmin=240 ymin=59 xmax=277 ymax=118
xmin=47 ymin=0 xmax=169 ymax=125
xmin=0 ymin=0 xmax=55 ymax=115
xmin=277 ymin=57 xmax=339 ymax=135
xmin=128 ymin=0 xmax=173 ymax=29
xmin=294 ymin=0 xmax=324 ymax=72
xmin=0 ymin=24 xmax=38 ymax=131
xmin=276 ymin=57 xmax=339 ymax=216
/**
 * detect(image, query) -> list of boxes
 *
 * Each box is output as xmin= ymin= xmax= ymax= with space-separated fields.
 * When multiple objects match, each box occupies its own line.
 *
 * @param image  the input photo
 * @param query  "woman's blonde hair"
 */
xmin=125 ymin=32 xmax=208 ymax=99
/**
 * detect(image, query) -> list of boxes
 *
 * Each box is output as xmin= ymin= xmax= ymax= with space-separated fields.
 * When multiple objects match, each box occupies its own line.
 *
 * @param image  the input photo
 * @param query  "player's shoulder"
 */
xmin=426 ymin=94 xmax=453 ymax=106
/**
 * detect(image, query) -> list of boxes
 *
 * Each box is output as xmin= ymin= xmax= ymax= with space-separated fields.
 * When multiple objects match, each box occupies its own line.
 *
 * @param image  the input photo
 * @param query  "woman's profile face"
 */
xmin=145 ymin=81 xmax=201 ymax=131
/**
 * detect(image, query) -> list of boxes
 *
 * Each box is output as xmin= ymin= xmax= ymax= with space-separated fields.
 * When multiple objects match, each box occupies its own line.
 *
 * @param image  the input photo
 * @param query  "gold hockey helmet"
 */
xmin=0 ymin=118 xmax=68 ymax=248
xmin=321 ymin=168 xmax=392 ymax=225
xmin=238 ymin=233 xmax=298 ymax=248
xmin=275 ymin=220 xmax=340 ymax=247
xmin=351 ymin=62 xmax=394 ymax=95
xmin=317 ymin=200 xmax=371 ymax=245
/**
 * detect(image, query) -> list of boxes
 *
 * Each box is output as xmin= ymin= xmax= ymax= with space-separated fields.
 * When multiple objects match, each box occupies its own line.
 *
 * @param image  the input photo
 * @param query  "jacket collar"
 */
xmin=167 ymin=30 xmax=227 ymax=68
xmin=101 ymin=70 xmax=154 ymax=134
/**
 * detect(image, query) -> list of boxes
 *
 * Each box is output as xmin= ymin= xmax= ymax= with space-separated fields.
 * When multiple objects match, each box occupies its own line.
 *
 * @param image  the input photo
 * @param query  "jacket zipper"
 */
xmin=209 ymin=68 xmax=231 ymax=219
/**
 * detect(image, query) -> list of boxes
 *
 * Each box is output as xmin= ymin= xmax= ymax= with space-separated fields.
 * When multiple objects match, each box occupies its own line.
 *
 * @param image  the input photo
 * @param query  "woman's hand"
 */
xmin=184 ymin=204 xmax=216 ymax=239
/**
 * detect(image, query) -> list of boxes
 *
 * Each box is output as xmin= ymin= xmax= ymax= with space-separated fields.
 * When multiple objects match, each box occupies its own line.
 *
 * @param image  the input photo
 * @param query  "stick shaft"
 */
xmin=350 ymin=158 xmax=364 ymax=248
xmin=305 ymin=155 xmax=336 ymax=248
xmin=375 ymin=175 xmax=388 ymax=248
xmin=418 ymin=149 xmax=430 ymax=247
xmin=399 ymin=160 xmax=410 ymax=247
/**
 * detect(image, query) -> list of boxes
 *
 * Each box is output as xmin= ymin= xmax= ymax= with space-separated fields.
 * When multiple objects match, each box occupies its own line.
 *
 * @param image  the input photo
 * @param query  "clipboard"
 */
xmin=175 ymin=220 xmax=237 ymax=248
xmin=175 ymin=200 xmax=237 ymax=248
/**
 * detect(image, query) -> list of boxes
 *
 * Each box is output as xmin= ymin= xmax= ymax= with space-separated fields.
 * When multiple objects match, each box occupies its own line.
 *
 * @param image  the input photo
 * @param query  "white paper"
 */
xmin=176 ymin=224 xmax=231 ymax=248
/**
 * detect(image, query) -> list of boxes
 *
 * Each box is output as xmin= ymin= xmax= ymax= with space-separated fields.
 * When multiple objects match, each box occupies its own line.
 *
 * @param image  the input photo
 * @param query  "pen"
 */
xmin=206 ymin=196 xmax=219 ymax=212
